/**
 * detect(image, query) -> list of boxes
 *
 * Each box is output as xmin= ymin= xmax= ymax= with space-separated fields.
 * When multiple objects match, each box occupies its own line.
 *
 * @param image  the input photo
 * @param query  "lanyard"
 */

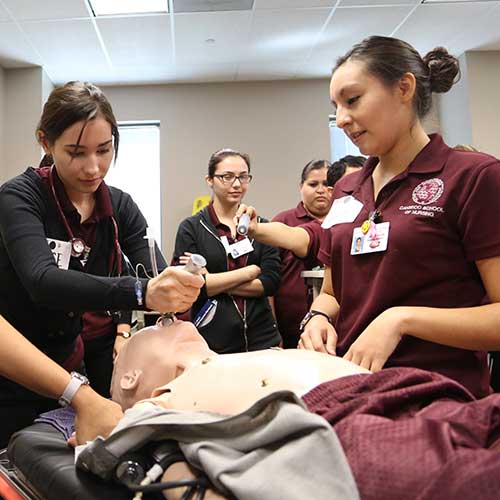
xmin=48 ymin=166 xmax=122 ymax=275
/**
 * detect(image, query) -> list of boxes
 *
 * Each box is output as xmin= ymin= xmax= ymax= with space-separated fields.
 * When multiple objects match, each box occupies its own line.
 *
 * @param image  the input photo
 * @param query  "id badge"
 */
xmin=228 ymin=237 xmax=254 ymax=259
xmin=351 ymin=222 xmax=390 ymax=255
xmin=47 ymin=238 xmax=72 ymax=269
xmin=220 ymin=236 xmax=231 ymax=254
xmin=322 ymin=195 xmax=363 ymax=229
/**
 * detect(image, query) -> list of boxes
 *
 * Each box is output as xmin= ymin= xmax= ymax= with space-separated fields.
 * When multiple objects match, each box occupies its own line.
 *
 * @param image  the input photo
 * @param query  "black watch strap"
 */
xmin=299 ymin=310 xmax=331 ymax=332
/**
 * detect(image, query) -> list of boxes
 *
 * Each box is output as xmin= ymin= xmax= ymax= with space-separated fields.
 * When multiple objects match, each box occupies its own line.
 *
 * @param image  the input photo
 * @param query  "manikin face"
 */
xmin=330 ymin=60 xmax=411 ymax=158
xmin=110 ymin=321 xmax=213 ymax=410
xmin=300 ymin=167 xmax=332 ymax=218
xmin=207 ymin=155 xmax=250 ymax=206
xmin=40 ymin=116 xmax=114 ymax=200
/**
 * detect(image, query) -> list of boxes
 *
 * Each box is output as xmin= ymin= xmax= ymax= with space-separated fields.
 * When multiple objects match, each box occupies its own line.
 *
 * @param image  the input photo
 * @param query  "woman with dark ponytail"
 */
xmin=0 ymin=81 xmax=203 ymax=446
xmin=295 ymin=36 xmax=500 ymax=397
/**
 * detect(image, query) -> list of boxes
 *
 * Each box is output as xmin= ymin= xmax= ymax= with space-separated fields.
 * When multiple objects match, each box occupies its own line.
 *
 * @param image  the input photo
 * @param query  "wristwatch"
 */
xmin=299 ymin=310 xmax=332 ymax=332
xmin=117 ymin=330 xmax=132 ymax=339
xmin=58 ymin=371 xmax=89 ymax=407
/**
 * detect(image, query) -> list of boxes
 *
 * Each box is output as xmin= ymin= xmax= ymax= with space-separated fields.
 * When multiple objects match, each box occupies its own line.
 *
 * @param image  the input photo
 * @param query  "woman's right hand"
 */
xmin=235 ymin=204 xmax=259 ymax=236
xmin=178 ymin=252 xmax=193 ymax=266
xmin=298 ymin=315 xmax=337 ymax=355
xmin=146 ymin=266 xmax=204 ymax=313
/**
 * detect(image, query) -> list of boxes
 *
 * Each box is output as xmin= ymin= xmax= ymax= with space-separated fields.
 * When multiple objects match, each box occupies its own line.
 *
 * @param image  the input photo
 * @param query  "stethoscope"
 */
xmin=48 ymin=165 xmax=122 ymax=276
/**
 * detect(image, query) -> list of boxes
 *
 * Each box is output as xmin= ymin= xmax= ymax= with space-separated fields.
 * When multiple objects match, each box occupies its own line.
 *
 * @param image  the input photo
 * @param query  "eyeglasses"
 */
xmin=213 ymin=173 xmax=253 ymax=185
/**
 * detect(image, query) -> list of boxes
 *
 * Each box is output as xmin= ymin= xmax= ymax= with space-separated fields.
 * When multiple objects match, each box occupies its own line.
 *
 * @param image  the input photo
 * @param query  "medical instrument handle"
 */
xmin=161 ymin=254 xmax=207 ymax=326
xmin=236 ymin=213 xmax=250 ymax=236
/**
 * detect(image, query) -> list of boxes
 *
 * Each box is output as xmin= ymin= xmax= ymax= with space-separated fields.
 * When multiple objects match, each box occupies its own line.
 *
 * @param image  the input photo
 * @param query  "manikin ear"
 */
xmin=174 ymin=363 xmax=186 ymax=379
xmin=120 ymin=369 xmax=142 ymax=391
xmin=37 ymin=130 xmax=52 ymax=154
xmin=397 ymin=72 xmax=417 ymax=105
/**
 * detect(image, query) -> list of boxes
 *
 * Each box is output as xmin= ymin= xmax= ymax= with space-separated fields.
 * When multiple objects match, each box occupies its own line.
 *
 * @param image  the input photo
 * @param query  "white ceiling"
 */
xmin=0 ymin=0 xmax=499 ymax=86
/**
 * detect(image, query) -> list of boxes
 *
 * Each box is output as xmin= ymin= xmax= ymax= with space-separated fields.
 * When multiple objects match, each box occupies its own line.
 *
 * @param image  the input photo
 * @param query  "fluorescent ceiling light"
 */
xmin=173 ymin=0 xmax=254 ymax=13
xmin=88 ymin=0 xmax=169 ymax=16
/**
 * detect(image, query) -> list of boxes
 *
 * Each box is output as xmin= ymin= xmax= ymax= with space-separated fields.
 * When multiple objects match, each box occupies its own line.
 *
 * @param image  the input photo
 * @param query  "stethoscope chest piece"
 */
xmin=70 ymin=237 xmax=86 ymax=258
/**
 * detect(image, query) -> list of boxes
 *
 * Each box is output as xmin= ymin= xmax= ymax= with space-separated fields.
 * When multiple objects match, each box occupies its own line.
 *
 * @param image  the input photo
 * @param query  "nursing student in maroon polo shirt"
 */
xmin=237 ymin=156 xmax=365 ymax=262
xmin=271 ymin=156 xmax=365 ymax=348
xmin=172 ymin=149 xmax=281 ymax=353
xmin=271 ymin=159 xmax=332 ymax=348
xmin=240 ymin=36 xmax=500 ymax=398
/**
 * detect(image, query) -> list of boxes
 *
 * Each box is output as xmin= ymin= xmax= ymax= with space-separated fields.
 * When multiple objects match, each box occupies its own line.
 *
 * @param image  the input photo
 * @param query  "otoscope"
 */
xmin=145 ymin=228 xmax=206 ymax=326
xmin=236 ymin=213 xmax=251 ymax=236
xmin=159 ymin=253 xmax=207 ymax=327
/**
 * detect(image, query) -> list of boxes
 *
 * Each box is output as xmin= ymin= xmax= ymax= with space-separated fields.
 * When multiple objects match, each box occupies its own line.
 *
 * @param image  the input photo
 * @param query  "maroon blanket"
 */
xmin=302 ymin=367 xmax=500 ymax=500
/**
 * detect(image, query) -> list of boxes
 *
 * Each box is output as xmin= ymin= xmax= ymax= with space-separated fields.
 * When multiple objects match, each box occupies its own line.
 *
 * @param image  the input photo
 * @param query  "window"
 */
xmin=329 ymin=115 xmax=361 ymax=161
xmin=105 ymin=121 xmax=162 ymax=248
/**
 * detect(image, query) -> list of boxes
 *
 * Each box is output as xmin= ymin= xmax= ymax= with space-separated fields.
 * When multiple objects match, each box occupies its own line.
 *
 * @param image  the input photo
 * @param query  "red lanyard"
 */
xmin=48 ymin=166 xmax=122 ymax=275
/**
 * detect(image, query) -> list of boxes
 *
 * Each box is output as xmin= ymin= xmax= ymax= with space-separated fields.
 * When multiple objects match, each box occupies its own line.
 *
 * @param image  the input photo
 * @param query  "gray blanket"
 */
xmin=78 ymin=390 xmax=359 ymax=499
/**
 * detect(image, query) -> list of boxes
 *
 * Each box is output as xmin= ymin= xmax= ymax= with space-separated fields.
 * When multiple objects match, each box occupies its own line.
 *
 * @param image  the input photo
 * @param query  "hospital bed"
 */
xmin=2 ymin=367 xmax=500 ymax=500
xmin=2 ymin=423 xmax=135 ymax=500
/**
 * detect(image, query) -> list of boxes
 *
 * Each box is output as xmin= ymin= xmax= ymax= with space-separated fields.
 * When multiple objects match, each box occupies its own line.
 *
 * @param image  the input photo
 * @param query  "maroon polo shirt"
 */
xmin=272 ymin=203 xmax=323 ymax=346
xmin=37 ymin=166 xmax=115 ymax=342
xmin=320 ymin=134 xmax=500 ymax=397
xmin=208 ymin=201 xmax=248 ymax=315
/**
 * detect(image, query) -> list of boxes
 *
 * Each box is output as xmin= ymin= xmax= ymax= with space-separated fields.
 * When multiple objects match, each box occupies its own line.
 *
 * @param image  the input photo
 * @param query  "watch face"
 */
xmin=299 ymin=312 xmax=312 ymax=331
xmin=71 ymin=371 xmax=89 ymax=384
xmin=119 ymin=331 xmax=131 ymax=338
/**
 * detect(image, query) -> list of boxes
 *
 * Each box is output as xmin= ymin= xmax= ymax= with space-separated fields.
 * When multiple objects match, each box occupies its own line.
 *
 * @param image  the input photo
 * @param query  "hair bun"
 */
xmin=423 ymin=47 xmax=460 ymax=93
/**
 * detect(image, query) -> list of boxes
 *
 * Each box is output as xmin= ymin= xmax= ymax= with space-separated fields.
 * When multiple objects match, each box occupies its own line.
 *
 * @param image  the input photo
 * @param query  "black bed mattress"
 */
xmin=7 ymin=423 xmax=133 ymax=500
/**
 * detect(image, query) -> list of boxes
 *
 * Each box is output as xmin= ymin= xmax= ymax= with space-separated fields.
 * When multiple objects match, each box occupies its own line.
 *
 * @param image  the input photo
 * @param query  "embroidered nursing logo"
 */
xmin=412 ymin=178 xmax=444 ymax=205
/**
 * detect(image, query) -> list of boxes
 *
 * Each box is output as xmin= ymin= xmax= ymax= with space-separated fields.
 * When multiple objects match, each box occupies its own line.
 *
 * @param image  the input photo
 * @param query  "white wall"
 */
xmin=0 ymin=66 xmax=5 ymax=175
xmin=1 ymin=67 xmax=47 ymax=183
xmin=438 ymin=50 xmax=500 ymax=158
xmin=438 ymin=53 xmax=473 ymax=149
xmin=466 ymin=51 xmax=500 ymax=158
xmin=103 ymin=79 xmax=331 ymax=257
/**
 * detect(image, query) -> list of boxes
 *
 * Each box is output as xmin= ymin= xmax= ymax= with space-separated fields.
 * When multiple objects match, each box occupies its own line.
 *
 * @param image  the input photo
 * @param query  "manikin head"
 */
xmin=110 ymin=320 xmax=214 ymax=410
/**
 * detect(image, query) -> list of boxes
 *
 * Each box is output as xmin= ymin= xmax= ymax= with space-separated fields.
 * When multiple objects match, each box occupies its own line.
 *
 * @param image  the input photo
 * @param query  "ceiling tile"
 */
xmin=247 ymin=8 xmax=331 ymax=62
xmin=175 ymin=11 xmax=252 ymax=64
xmin=339 ymin=0 xmax=420 ymax=6
xmin=1 ymin=0 xmax=89 ymax=21
xmin=0 ymin=0 xmax=499 ymax=85
xmin=237 ymin=61 xmax=301 ymax=80
xmin=97 ymin=14 xmax=173 ymax=67
xmin=306 ymin=4 xmax=415 ymax=69
xmin=173 ymin=62 xmax=238 ymax=82
xmin=0 ymin=3 xmax=10 ymax=21
xmin=254 ymin=0 xmax=335 ymax=8
xmin=20 ymin=18 xmax=108 ymax=81
xmin=0 ymin=21 xmax=42 ymax=66
xmin=396 ymin=2 xmax=500 ymax=56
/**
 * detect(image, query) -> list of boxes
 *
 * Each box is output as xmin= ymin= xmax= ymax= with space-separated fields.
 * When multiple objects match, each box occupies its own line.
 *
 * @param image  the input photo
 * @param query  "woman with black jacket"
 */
xmin=173 ymin=148 xmax=281 ymax=353
xmin=0 ymin=81 xmax=203 ymax=447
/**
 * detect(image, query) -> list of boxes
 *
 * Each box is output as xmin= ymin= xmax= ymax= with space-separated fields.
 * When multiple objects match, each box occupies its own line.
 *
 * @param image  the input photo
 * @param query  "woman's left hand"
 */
xmin=343 ymin=308 xmax=406 ymax=371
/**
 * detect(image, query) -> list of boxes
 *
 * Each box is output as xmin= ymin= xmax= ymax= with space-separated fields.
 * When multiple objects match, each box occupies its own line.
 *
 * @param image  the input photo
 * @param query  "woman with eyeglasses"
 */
xmin=172 ymin=148 xmax=281 ymax=353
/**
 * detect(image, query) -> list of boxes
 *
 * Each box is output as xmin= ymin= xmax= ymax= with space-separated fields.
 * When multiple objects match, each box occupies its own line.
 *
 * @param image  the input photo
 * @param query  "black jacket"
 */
xmin=173 ymin=207 xmax=281 ymax=353
xmin=0 ymin=168 xmax=165 ymax=400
